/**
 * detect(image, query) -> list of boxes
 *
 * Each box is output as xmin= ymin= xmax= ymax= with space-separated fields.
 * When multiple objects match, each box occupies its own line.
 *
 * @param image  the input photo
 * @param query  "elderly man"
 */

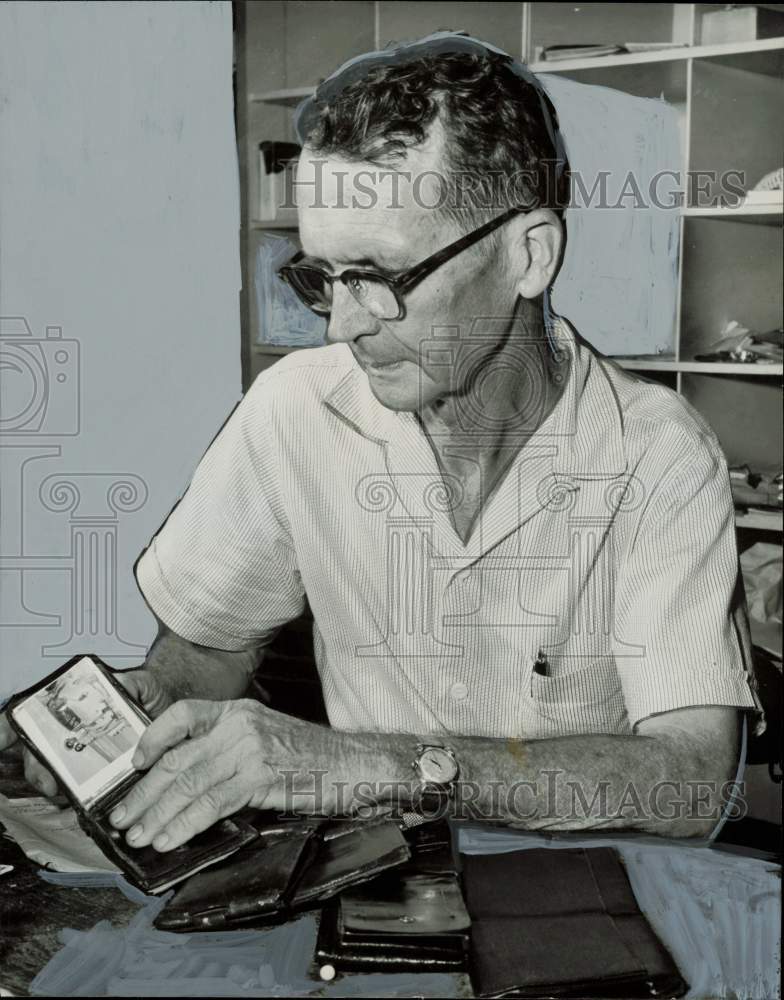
xmin=1 ymin=35 xmax=760 ymax=850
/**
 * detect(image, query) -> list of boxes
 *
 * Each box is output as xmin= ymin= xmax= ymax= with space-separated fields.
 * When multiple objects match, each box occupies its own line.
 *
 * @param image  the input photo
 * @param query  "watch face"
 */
xmin=418 ymin=746 xmax=458 ymax=786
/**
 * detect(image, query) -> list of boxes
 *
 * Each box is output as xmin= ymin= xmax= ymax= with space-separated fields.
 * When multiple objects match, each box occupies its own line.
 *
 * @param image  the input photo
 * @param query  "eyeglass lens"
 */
xmin=285 ymin=267 xmax=399 ymax=320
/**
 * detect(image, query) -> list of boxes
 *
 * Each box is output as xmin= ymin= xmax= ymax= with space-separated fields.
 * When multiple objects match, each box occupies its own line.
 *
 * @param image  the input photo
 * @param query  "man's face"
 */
xmin=296 ymin=127 xmax=519 ymax=413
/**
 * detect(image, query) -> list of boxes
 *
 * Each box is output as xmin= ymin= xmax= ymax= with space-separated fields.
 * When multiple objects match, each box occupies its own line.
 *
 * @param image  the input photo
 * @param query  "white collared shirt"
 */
xmin=135 ymin=317 xmax=761 ymax=738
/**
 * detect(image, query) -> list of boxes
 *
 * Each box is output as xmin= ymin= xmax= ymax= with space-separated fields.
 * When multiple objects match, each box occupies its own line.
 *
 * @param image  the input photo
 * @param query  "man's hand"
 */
xmin=107 ymin=699 xmax=364 ymax=852
xmin=0 ymin=669 xmax=172 ymax=798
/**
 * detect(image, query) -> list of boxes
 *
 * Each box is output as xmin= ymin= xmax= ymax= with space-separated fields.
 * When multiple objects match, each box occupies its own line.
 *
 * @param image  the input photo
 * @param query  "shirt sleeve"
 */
xmin=134 ymin=377 xmax=305 ymax=651
xmin=613 ymin=427 xmax=763 ymax=733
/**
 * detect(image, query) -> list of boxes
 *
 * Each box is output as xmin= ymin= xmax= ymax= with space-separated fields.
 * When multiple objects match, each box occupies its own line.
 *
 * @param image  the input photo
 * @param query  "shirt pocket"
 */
xmin=529 ymin=655 xmax=629 ymax=735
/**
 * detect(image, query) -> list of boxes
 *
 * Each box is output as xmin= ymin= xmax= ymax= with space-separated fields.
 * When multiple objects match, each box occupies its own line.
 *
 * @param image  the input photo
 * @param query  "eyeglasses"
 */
xmin=277 ymin=205 xmax=526 ymax=322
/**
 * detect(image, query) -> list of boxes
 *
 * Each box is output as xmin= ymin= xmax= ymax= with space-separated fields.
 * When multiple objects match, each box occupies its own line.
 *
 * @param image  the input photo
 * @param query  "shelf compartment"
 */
xmin=688 ymin=55 xmax=783 ymax=209
xmin=528 ymin=3 xmax=685 ymax=64
xmin=681 ymin=372 xmax=783 ymax=469
xmin=680 ymin=216 xmax=783 ymax=361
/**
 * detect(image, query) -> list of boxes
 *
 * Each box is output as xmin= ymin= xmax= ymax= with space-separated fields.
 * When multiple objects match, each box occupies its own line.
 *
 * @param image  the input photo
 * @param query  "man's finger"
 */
xmin=151 ymin=776 xmax=252 ymax=852
xmin=131 ymin=699 xmax=223 ymax=770
xmin=114 ymin=745 xmax=237 ymax=848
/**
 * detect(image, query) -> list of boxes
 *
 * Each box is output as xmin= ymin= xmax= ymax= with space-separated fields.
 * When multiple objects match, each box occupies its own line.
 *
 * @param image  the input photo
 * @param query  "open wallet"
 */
xmin=5 ymin=654 xmax=257 ymax=894
xmin=314 ymin=818 xmax=471 ymax=974
xmin=153 ymin=812 xmax=412 ymax=931
xmin=461 ymin=846 xmax=689 ymax=999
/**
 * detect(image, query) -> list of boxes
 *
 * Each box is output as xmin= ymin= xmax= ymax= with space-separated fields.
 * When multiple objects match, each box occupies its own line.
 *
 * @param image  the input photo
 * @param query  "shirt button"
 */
xmin=450 ymin=682 xmax=469 ymax=702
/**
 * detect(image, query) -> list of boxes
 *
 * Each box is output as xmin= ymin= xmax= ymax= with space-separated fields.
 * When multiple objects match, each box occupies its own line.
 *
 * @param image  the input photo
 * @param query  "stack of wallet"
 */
xmin=155 ymin=819 xmax=688 ymax=999
xmin=315 ymin=818 xmax=470 ymax=973
xmin=154 ymin=813 xmax=411 ymax=931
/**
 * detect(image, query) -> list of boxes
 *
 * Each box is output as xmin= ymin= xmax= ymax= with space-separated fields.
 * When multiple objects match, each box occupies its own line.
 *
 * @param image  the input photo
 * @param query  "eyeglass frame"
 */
xmin=277 ymin=204 xmax=529 ymax=322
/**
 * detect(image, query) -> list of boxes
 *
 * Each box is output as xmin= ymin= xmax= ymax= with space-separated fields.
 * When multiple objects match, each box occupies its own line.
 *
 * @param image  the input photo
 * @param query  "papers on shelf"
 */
xmin=540 ymin=42 xmax=688 ymax=61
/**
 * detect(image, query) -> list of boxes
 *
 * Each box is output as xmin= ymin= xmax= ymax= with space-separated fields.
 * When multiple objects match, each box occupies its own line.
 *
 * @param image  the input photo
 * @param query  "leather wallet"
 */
xmin=314 ymin=818 xmax=470 ymax=974
xmin=154 ymin=814 xmax=412 ymax=931
xmin=461 ymin=847 xmax=689 ymax=999
xmin=291 ymin=814 xmax=411 ymax=907
xmin=5 ymin=654 xmax=257 ymax=894
xmin=154 ymin=818 xmax=321 ymax=930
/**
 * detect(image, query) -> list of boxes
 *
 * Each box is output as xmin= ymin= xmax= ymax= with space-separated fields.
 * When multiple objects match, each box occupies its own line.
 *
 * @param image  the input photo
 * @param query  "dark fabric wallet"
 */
xmin=462 ymin=847 xmax=688 ymax=999
xmin=154 ymin=814 xmax=411 ymax=932
xmin=314 ymin=819 xmax=470 ymax=974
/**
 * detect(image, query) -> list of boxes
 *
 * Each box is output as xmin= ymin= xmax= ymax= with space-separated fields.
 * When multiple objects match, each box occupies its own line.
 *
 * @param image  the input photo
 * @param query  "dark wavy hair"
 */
xmin=295 ymin=34 xmax=570 ymax=230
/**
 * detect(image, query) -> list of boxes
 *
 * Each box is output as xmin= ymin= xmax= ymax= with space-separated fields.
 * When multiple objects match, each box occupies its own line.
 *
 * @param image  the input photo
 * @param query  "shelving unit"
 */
xmin=234 ymin=2 xmax=783 ymax=536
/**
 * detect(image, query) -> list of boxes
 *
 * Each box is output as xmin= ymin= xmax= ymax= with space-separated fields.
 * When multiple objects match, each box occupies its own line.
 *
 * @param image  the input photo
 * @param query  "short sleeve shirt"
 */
xmin=135 ymin=317 xmax=762 ymax=738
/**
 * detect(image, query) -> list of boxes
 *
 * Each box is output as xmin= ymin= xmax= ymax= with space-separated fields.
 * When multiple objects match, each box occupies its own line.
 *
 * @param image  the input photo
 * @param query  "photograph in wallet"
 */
xmin=6 ymin=654 xmax=258 ymax=894
xmin=461 ymin=847 xmax=689 ymax=999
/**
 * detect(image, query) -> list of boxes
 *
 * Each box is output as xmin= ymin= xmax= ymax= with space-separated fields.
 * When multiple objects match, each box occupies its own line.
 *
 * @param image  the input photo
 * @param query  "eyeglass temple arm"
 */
xmin=391 ymin=205 xmax=527 ymax=294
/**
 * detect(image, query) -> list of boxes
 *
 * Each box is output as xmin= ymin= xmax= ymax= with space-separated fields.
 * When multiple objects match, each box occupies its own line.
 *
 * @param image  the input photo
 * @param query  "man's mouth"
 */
xmin=366 ymin=359 xmax=404 ymax=371
xmin=354 ymin=351 xmax=406 ymax=372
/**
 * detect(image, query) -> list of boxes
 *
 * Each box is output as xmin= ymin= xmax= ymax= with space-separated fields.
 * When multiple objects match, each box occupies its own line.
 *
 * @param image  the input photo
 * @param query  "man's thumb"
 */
xmin=115 ymin=669 xmax=171 ymax=719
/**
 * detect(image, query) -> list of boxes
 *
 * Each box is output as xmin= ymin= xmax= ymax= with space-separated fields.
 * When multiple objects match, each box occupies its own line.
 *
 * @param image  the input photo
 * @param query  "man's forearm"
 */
xmin=322 ymin=716 xmax=739 ymax=839
xmin=143 ymin=624 xmax=261 ymax=704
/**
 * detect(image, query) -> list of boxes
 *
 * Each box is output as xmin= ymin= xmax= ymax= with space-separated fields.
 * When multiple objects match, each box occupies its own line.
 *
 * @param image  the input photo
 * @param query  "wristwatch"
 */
xmin=411 ymin=743 xmax=460 ymax=801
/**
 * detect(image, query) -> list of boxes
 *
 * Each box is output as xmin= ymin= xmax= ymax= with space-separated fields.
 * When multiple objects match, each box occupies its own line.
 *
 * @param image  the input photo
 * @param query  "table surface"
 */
xmin=0 ymin=754 xmax=780 ymax=999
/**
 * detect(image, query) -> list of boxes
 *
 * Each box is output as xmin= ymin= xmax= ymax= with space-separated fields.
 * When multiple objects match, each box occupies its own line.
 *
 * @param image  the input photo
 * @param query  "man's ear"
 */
xmin=506 ymin=209 xmax=564 ymax=299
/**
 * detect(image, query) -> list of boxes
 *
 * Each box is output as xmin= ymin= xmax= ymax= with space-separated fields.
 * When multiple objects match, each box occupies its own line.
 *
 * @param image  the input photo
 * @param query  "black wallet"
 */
xmin=154 ymin=814 xmax=412 ymax=931
xmin=315 ymin=819 xmax=470 ymax=974
xmin=5 ymin=654 xmax=257 ymax=894
xmin=462 ymin=846 xmax=689 ymax=999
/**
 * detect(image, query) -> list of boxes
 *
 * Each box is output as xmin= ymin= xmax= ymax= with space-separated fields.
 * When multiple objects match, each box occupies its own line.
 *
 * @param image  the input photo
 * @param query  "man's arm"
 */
xmin=139 ymin=615 xmax=265 ymax=706
xmin=106 ymin=698 xmax=742 ymax=852
xmin=365 ymin=703 xmax=741 ymax=838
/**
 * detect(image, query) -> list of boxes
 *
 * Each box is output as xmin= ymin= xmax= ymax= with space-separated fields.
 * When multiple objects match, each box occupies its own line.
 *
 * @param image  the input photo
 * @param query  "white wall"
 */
xmin=0 ymin=2 xmax=242 ymax=692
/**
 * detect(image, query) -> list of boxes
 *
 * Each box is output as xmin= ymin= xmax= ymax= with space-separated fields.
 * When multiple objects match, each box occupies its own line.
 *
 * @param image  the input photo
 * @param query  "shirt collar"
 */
xmin=323 ymin=317 xmax=628 ymax=480
xmin=547 ymin=317 xmax=628 ymax=481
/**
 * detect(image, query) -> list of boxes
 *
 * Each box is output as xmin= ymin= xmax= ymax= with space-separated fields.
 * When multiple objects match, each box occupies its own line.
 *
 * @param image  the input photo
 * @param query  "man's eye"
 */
xmin=347 ymin=276 xmax=367 ymax=296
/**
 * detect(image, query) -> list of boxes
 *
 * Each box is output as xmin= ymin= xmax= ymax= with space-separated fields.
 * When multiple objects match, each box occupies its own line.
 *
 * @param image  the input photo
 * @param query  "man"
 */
xmin=1 ymin=34 xmax=761 ymax=851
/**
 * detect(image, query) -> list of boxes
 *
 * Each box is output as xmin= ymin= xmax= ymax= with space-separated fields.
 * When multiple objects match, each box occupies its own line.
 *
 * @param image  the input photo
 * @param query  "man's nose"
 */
xmin=325 ymin=284 xmax=381 ymax=345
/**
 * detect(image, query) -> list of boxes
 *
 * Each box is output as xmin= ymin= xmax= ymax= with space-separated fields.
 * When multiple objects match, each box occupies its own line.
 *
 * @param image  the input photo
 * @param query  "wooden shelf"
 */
xmin=613 ymin=359 xmax=783 ymax=375
xmin=735 ymin=508 xmax=783 ymax=532
xmin=249 ymin=86 xmax=315 ymax=107
xmin=249 ymin=219 xmax=298 ymax=230
xmin=528 ymin=36 xmax=784 ymax=74
xmin=682 ymin=204 xmax=783 ymax=224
